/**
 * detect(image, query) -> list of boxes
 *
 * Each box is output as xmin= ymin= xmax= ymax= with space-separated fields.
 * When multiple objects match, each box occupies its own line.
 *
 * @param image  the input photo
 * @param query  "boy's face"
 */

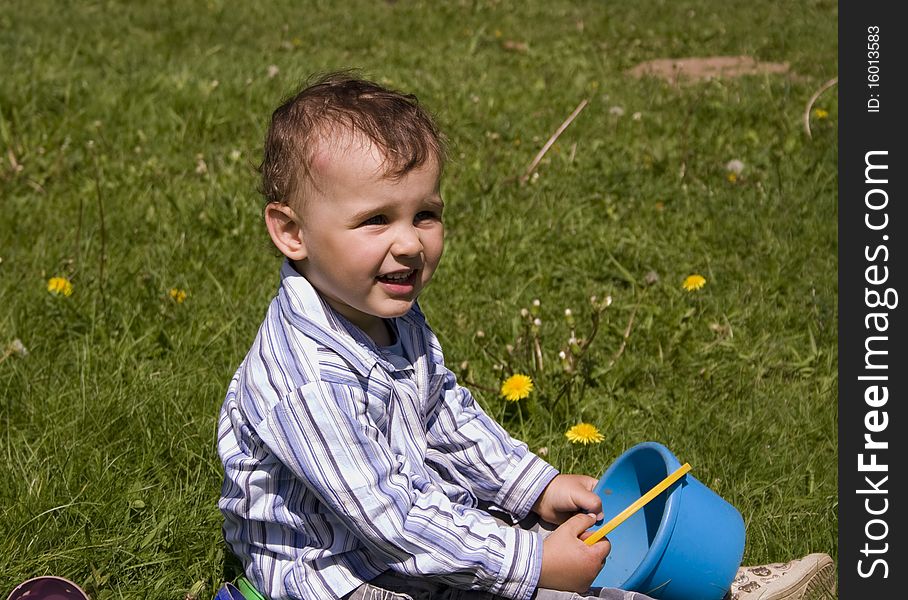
xmin=292 ymin=134 xmax=444 ymax=342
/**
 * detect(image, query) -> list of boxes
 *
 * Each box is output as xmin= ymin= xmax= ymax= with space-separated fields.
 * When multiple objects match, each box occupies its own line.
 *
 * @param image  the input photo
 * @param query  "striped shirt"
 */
xmin=218 ymin=261 xmax=559 ymax=600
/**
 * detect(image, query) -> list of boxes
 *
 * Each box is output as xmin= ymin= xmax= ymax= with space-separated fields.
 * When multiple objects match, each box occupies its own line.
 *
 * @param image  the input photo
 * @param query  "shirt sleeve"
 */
xmin=252 ymin=378 xmax=544 ymax=600
xmin=423 ymin=365 xmax=559 ymax=520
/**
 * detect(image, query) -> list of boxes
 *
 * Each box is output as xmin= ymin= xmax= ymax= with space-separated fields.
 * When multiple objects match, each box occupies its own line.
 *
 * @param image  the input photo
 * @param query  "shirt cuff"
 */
xmin=495 ymin=452 xmax=560 ymax=520
xmin=492 ymin=525 xmax=544 ymax=600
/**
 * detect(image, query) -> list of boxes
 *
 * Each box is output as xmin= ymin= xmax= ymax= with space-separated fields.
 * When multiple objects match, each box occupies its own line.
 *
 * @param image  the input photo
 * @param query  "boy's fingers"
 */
xmin=564 ymin=512 xmax=598 ymax=537
xmin=591 ymin=537 xmax=612 ymax=561
xmin=575 ymin=489 xmax=603 ymax=517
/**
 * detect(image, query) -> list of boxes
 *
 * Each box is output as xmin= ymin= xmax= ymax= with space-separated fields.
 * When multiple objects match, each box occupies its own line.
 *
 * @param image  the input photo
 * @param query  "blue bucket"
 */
xmin=589 ymin=442 xmax=745 ymax=600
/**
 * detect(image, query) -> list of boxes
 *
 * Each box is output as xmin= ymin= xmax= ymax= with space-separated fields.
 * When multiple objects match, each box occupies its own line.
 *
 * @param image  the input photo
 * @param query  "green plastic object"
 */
xmin=235 ymin=577 xmax=267 ymax=600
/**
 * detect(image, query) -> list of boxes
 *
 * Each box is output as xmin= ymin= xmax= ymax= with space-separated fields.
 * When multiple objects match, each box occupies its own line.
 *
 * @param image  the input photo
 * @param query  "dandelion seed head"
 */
xmin=10 ymin=339 xmax=28 ymax=358
xmin=725 ymin=159 xmax=745 ymax=174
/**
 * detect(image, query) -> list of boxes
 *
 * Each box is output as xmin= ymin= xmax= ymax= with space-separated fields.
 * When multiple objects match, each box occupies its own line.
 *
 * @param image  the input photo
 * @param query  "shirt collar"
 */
xmin=276 ymin=260 xmax=421 ymax=376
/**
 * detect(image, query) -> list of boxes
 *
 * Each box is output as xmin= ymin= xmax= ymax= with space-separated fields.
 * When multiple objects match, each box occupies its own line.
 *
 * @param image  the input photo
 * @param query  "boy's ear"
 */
xmin=264 ymin=203 xmax=308 ymax=260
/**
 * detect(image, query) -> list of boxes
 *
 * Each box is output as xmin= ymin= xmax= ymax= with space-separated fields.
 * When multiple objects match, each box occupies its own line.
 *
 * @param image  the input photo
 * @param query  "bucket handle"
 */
xmin=584 ymin=463 xmax=691 ymax=546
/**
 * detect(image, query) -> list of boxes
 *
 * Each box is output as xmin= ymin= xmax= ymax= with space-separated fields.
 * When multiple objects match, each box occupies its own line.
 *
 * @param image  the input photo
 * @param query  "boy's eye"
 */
xmin=415 ymin=210 xmax=441 ymax=223
xmin=360 ymin=215 xmax=387 ymax=226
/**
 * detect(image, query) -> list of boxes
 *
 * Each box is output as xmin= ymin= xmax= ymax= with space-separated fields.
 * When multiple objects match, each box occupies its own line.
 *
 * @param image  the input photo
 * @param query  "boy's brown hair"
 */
xmin=260 ymin=71 xmax=446 ymax=207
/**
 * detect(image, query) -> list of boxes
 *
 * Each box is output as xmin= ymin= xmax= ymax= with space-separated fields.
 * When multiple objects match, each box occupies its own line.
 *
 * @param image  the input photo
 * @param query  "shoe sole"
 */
xmin=763 ymin=554 xmax=837 ymax=600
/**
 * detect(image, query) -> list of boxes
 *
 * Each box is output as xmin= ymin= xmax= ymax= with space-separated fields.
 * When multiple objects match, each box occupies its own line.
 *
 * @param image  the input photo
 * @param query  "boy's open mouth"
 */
xmin=376 ymin=269 xmax=418 ymax=287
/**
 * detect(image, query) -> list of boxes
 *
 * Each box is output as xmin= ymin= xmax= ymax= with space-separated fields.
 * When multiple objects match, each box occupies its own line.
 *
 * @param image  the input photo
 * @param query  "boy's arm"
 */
xmin=252 ymin=379 xmax=543 ymax=600
xmin=423 ymin=365 xmax=559 ymax=520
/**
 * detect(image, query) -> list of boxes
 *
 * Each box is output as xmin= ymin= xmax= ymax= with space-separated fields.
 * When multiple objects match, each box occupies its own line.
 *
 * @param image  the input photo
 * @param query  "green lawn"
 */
xmin=1 ymin=1 xmax=838 ymax=598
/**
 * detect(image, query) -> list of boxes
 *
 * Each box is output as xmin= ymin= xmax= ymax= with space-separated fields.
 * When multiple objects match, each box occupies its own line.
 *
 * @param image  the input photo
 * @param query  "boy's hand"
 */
xmin=533 ymin=474 xmax=604 ymax=525
xmin=539 ymin=513 xmax=611 ymax=593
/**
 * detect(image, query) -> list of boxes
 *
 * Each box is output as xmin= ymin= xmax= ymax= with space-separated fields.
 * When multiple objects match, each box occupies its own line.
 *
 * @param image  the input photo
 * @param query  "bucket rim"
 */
xmin=5 ymin=575 xmax=90 ymax=600
xmin=598 ymin=441 xmax=685 ymax=591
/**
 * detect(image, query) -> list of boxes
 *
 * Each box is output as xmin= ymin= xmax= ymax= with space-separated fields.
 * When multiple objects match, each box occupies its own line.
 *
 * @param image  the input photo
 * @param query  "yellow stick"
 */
xmin=584 ymin=463 xmax=692 ymax=546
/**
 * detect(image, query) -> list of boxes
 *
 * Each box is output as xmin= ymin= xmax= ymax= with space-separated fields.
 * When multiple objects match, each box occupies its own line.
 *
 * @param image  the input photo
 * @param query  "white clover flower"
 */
xmin=609 ymin=106 xmax=625 ymax=117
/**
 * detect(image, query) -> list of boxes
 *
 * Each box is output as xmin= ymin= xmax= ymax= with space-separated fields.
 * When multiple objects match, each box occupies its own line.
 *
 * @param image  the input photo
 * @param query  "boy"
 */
xmin=217 ymin=72 xmax=835 ymax=600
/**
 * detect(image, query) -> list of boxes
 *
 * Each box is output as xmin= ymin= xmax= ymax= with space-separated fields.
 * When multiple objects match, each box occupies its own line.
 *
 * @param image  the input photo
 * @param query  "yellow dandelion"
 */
xmin=813 ymin=108 xmax=829 ymax=119
xmin=169 ymin=288 xmax=188 ymax=303
xmin=47 ymin=277 xmax=73 ymax=297
xmin=682 ymin=274 xmax=706 ymax=291
xmin=726 ymin=172 xmax=738 ymax=183
xmin=565 ymin=422 xmax=605 ymax=445
xmin=500 ymin=374 xmax=534 ymax=401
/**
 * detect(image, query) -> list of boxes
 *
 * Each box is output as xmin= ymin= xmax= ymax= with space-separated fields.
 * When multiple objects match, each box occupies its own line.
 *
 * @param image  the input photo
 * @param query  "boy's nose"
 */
xmin=391 ymin=225 xmax=423 ymax=257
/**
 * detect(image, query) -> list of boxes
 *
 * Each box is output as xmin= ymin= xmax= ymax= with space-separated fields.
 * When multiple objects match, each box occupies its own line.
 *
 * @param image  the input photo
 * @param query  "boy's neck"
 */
xmin=371 ymin=319 xmax=396 ymax=347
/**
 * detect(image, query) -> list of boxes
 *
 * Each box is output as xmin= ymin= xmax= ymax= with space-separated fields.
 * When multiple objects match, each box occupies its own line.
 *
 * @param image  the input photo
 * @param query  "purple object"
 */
xmin=6 ymin=576 xmax=89 ymax=600
xmin=214 ymin=583 xmax=246 ymax=600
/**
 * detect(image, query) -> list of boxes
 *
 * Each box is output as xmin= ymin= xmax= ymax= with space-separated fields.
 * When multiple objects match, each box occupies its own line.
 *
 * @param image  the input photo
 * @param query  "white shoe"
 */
xmin=727 ymin=553 xmax=836 ymax=600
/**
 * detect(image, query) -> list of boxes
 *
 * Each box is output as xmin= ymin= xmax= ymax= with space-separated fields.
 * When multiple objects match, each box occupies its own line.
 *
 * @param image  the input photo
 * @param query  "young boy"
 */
xmin=217 ymin=72 xmax=835 ymax=600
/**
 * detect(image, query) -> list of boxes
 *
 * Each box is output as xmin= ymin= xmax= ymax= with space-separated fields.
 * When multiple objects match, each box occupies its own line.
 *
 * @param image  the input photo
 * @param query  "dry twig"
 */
xmin=803 ymin=77 xmax=838 ymax=138
xmin=609 ymin=294 xmax=644 ymax=367
xmin=519 ymin=99 xmax=589 ymax=184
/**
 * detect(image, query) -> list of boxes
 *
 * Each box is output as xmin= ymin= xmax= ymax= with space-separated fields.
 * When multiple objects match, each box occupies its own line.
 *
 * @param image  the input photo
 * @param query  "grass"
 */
xmin=1 ymin=1 xmax=837 ymax=598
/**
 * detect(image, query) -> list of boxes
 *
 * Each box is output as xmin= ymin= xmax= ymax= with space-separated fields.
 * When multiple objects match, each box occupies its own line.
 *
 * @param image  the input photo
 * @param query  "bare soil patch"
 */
xmin=627 ymin=55 xmax=792 ymax=85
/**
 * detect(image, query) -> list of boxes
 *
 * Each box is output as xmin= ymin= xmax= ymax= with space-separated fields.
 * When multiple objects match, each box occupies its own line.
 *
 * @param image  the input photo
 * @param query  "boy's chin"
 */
xmin=377 ymin=299 xmax=417 ymax=318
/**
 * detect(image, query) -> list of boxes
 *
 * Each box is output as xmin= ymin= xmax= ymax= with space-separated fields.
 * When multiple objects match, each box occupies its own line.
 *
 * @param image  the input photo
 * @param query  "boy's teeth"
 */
xmin=383 ymin=271 xmax=411 ymax=281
